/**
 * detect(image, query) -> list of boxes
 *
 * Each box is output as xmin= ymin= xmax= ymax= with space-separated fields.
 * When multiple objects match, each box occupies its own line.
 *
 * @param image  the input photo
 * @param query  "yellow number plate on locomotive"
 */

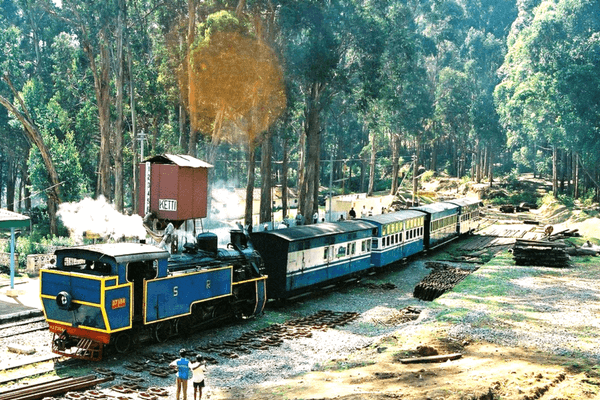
xmin=111 ymin=298 xmax=127 ymax=309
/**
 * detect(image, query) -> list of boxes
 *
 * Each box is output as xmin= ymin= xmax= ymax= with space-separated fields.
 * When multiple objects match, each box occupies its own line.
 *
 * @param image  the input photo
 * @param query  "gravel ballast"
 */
xmin=3 ymin=245 xmax=600 ymax=398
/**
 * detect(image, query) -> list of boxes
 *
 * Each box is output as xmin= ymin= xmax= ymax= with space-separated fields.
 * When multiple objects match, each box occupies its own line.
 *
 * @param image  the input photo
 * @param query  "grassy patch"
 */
xmin=313 ymin=359 xmax=375 ymax=372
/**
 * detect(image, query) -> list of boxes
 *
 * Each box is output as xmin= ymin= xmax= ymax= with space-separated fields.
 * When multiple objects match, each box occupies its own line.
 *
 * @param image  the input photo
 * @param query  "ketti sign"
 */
xmin=159 ymin=199 xmax=178 ymax=211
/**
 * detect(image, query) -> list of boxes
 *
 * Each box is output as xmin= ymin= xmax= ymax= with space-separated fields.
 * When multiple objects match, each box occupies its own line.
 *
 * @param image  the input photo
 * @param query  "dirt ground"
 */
xmin=210 ymin=182 xmax=600 ymax=400
xmin=212 ymin=324 xmax=600 ymax=400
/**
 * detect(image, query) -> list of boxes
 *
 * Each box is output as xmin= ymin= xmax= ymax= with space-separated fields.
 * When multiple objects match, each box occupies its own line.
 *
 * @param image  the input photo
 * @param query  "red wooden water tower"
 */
xmin=137 ymin=154 xmax=213 ymax=224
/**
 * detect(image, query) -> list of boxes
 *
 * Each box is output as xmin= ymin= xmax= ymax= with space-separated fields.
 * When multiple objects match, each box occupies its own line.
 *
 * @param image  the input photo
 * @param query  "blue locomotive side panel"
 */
xmin=104 ymin=285 xmax=132 ymax=331
xmin=41 ymin=297 xmax=107 ymax=330
xmin=145 ymin=266 xmax=232 ymax=323
xmin=41 ymin=272 xmax=102 ymax=304
xmin=40 ymin=270 xmax=107 ymax=330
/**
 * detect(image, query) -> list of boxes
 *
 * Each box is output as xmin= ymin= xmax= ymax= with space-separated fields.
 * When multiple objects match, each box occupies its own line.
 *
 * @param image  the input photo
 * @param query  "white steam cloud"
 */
xmin=58 ymin=196 xmax=146 ymax=243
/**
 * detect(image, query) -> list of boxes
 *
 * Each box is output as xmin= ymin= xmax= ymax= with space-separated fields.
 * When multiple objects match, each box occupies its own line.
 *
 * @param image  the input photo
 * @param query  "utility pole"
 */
xmin=328 ymin=152 xmax=333 ymax=222
xmin=138 ymin=130 xmax=146 ymax=161
xmin=412 ymin=154 xmax=418 ymax=207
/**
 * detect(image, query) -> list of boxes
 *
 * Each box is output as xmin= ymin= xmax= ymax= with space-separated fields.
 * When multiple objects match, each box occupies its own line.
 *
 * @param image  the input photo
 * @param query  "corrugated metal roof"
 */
xmin=143 ymin=154 xmax=213 ymax=169
xmin=444 ymin=198 xmax=483 ymax=207
xmin=252 ymin=220 xmax=376 ymax=242
xmin=411 ymin=202 xmax=459 ymax=214
xmin=358 ymin=210 xmax=426 ymax=225
xmin=0 ymin=209 xmax=31 ymax=229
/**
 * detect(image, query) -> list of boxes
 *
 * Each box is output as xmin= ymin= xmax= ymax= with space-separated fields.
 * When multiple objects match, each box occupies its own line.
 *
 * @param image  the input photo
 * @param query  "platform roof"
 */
xmin=0 ymin=209 xmax=31 ymax=230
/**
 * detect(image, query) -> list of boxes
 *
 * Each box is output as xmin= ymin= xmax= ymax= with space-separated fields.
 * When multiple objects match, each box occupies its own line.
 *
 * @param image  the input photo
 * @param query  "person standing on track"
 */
xmin=191 ymin=354 xmax=207 ymax=400
xmin=170 ymin=349 xmax=192 ymax=400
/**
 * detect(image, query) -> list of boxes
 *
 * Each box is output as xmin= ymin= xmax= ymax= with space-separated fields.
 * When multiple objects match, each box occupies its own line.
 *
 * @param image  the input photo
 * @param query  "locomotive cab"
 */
xmin=40 ymin=243 xmax=169 ymax=360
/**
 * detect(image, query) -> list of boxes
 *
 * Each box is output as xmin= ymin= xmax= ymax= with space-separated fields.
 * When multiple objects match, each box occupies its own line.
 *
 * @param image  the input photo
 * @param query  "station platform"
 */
xmin=0 ymin=278 xmax=43 ymax=323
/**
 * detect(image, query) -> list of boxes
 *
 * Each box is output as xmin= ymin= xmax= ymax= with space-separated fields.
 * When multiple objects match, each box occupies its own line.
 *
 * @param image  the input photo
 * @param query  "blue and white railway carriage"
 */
xmin=359 ymin=210 xmax=426 ymax=267
xmin=445 ymin=198 xmax=483 ymax=234
xmin=251 ymin=221 xmax=375 ymax=299
xmin=411 ymin=202 xmax=460 ymax=250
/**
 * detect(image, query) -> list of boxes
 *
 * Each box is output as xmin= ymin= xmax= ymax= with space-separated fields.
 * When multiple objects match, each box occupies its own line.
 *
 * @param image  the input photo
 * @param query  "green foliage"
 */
xmin=3 ymin=231 xmax=74 ymax=268
xmin=28 ymin=131 xmax=89 ymax=203
xmin=557 ymin=193 xmax=575 ymax=208
xmin=420 ymin=170 xmax=436 ymax=182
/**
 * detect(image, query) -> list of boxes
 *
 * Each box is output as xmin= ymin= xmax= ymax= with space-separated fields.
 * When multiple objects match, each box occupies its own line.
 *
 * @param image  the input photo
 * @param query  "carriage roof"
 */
xmin=252 ymin=221 xmax=376 ymax=242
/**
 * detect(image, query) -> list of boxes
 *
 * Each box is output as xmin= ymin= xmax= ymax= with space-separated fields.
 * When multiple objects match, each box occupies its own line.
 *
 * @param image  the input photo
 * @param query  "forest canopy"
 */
xmin=0 ymin=0 xmax=598 ymax=236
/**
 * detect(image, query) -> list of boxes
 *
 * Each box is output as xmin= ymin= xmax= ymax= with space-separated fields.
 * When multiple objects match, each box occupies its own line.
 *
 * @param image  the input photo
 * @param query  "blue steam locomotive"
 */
xmin=40 ymin=230 xmax=267 ymax=361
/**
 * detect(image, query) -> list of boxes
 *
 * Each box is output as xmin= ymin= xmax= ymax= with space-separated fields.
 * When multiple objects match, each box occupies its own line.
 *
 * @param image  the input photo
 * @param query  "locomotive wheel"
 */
xmin=175 ymin=317 xmax=193 ymax=336
xmin=114 ymin=332 xmax=132 ymax=354
xmin=153 ymin=322 xmax=171 ymax=343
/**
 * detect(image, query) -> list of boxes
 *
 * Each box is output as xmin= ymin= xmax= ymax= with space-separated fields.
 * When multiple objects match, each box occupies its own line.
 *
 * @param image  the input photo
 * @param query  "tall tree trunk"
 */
xmin=412 ymin=137 xmax=420 ymax=206
xmin=114 ymin=0 xmax=125 ymax=212
xmin=476 ymin=140 xmax=482 ymax=183
xmin=390 ymin=133 xmax=399 ymax=195
xmin=0 ymin=159 xmax=3 ymax=207
xmin=281 ymin=137 xmax=288 ymax=219
xmin=259 ymin=132 xmax=272 ymax=224
xmin=244 ymin=145 xmax=257 ymax=227
xmin=187 ymin=0 xmax=198 ymax=156
xmin=552 ymin=145 xmax=558 ymax=195
xmin=89 ymin=29 xmax=112 ymax=200
xmin=559 ymin=149 xmax=565 ymax=193
xmin=360 ymin=157 xmax=367 ymax=193
xmin=300 ymin=82 xmax=322 ymax=224
xmin=0 ymin=95 xmax=61 ymax=234
xmin=129 ymin=43 xmax=138 ymax=213
xmin=297 ymin=129 xmax=306 ymax=214
xmin=574 ymin=152 xmax=579 ymax=199
xmin=488 ymin=146 xmax=494 ymax=188
xmin=179 ymin=103 xmax=188 ymax=153
xmin=368 ymin=131 xmax=376 ymax=196
xmin=6 ymin=159 xmax=15 ymax=212
xmin=430 ymin=137 xmax=438 ymax=172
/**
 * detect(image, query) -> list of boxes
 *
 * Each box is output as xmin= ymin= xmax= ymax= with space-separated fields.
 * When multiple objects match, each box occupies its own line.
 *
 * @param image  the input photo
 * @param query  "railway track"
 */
xmin=0 ymin=316 xmax=48 ymax=339
xmin=0 ymin=374 xmax=113 ymax=400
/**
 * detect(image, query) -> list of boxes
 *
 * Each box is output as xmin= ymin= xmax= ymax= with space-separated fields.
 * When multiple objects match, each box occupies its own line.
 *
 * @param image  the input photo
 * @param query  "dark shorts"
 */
xmin=193 ymin=380 xmax=205 ymax=388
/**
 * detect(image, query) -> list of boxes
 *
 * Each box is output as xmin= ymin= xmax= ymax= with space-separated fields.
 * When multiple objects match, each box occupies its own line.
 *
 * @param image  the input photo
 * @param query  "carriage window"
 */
xmin=324 ymin=247 xmax=329 ymax=260
xmin=337 ymin=247 xmax=346 ymax=258
xmin=351 ymin=242 xmax=356 ymax=254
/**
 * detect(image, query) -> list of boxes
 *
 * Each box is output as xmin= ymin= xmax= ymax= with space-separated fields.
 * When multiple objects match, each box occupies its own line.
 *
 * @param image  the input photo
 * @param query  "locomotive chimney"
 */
xmin=196 ymin=232 xmax=218 ymax=254
xmin=229 ymin=230 xmax=247 ymax=249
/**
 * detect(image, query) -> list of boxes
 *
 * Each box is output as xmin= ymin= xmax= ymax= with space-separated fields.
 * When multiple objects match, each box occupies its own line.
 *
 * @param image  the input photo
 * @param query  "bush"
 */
xmin=3 ymin=234 xmax=75 ymax=269
xmin=420 ymin=170 xmax=436 ymax=183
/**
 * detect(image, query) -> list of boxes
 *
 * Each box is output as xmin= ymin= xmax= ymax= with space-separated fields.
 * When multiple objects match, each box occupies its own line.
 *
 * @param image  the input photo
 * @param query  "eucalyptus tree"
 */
xmin=495 ymin=0 xmax=600 ymax=196
xmin=277 ymin=0 xmax=346 ymax=223
xmin=0 ymin=0 xmax=64 ymax=233
xmin=42 ymin=0 xmax=116 ymax=200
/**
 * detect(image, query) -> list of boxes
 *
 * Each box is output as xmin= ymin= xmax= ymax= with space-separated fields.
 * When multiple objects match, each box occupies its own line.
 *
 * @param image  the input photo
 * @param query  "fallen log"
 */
xmin=399 ymin=353 xmax=463 ymax=364
xmin=565 ymin=248 xmax=599 ymax=256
